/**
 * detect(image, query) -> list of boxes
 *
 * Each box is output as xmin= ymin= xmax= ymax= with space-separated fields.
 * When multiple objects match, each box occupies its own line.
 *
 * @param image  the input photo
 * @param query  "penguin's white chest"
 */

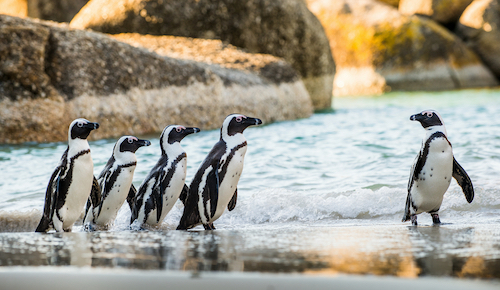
xmin=61 ymin=153 xmax=94 ymax=228
xmin=411 ymin=138 xmax=453 ymax=214
xmin=145 ymin=158 xmax=187 ymax=226
xmin=211 ymin=145 xmax=246 ymax=222
xmin=95 ymin=165 xmax=136 ymax=226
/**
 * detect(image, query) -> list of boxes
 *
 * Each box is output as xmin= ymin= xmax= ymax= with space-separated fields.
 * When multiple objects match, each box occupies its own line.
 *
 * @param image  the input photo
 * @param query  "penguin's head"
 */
xmin=160 ymin=125 xmax=200 ymax=153
xmin=69 ymin=118 xmax=99 ymax=140
xmin=410 ymin=110 xmax=444 ymax=128
xmin=115 ymin=136 xmax=151 ymax=154
xmin=221 ymin=114 xmax=263 ymax=139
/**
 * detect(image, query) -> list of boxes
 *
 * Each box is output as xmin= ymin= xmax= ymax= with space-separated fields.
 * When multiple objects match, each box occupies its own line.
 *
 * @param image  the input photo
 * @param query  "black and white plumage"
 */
xmin=35 ymin=118 xmax=99 ymax=232
xmin=402 ymin=110 xmax=474 ymax=226
xmin=130 ymin=125 xmax=200 ymax=227
xmin=177 ymin=114 xmax=262 ymax=230
xmin=83 ymin=136 xmax=151 ymax=230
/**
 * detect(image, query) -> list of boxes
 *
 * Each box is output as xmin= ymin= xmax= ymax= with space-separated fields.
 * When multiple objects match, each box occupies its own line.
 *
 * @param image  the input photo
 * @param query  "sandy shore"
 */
xmin=0 ymin=267 xmax=499 ymax=290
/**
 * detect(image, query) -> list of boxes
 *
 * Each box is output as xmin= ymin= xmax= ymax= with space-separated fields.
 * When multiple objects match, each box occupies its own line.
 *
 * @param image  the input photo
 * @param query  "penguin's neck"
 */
xmin=163 ymin=142 xmax=185 ymax=157
xmin=425 ymin=125 xmax=447 ymax=138
xmin=222 ymin=132 xmax=247 ymax=148
xmin=68 ymin=138 xmax=91 ymax=157
xmin=114 ymin=151 xmax=137 ymax=166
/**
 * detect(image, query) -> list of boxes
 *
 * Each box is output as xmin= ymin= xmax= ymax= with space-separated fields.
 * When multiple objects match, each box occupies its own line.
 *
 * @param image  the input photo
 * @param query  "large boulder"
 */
xmin=0 ymin=0 xmax=88 ymax=22
xmin=456 ymin=0 xmax=500 ymax=79
xmin=69 ymin=0 xmax=335 ymax=110
xmin=399 ymin=0 xmax=474 ymax=25
xmin=0 ymin=15 xmax=312 ymax=144
xmin=307 ymin=0 xmax=497 ymax=97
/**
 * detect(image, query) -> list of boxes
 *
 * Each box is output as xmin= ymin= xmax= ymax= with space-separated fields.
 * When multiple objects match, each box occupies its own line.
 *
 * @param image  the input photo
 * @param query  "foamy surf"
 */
xmin=3 ymin=182 xmax=498 ymax=233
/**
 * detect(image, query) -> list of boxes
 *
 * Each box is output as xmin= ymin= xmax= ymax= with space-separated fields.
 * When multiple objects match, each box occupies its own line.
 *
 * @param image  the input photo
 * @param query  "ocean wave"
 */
xmin=2 ymin=185 xmax=499 ymax=233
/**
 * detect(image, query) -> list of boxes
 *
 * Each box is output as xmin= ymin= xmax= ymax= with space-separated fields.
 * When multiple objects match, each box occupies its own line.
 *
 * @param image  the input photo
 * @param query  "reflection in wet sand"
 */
xmin=0 ymin=224 xmax=499 ymax=279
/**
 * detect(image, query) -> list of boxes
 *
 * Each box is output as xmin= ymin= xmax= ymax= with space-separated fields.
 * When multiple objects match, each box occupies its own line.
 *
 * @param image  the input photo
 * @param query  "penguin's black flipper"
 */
xmin=83 ymin=176 xmax=101 ymax=222
xmin=156 ymin=184 xmax=164 ymax=223
xmin=228 ymin=189 xmax=237 ymax=211
xmin=90 ymin=176 xmax=101 ymax=208
xmin=126 ymin=184 xmax=137 ymax=212
xmin=179 ymin=184 xmax=189 ymax=205
xmin=452 ymin=157 xmax=474 ymax=203
xmin=206 ymin=165 xmax=219 ymax=218
xmin=35 ymin=166 xmax=61 ymax=232
xmin=402 ymin=192 xmax=412 ymax=222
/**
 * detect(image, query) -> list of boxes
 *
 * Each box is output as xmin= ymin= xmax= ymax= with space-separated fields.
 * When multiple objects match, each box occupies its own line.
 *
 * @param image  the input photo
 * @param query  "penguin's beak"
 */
xmin=243 ymin=117 xmax=263 ymax=127
xmin=185 ymin=127 xmax=201 ymax=136
xmin=137 ymin=139 xmax=151 ymax=147
xmin=84 ymin=122 xmax=99 ymax=130
xmin=410 ymin=114 xmax=423 ymax=122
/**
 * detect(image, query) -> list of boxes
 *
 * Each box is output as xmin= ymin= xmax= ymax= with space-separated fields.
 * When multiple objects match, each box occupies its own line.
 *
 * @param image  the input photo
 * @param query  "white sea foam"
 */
xmin=2 ymin=182 xmax=498 ymax=233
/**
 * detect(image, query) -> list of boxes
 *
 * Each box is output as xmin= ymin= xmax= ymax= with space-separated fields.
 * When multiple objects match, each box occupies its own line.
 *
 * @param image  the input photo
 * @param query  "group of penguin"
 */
xmin=35 ymin=114 xmax=262 ymax=232
xmin=34 ymin=110 xmax=474 ymax=233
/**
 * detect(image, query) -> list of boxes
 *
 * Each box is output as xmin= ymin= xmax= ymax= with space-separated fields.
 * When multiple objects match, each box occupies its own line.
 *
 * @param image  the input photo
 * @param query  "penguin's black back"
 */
xmin=177 ymin=140 xmax=227 ymax=230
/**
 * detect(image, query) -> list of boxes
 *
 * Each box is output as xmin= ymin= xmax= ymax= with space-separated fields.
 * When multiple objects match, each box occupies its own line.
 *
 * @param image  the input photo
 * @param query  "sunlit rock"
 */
xmin=0 ymin=15 xmax=312 ymax=144
xmin=307 ymin=0 xmax=498 ymax=97
xmin=399 ymin=0 xmax=473 ymax=25
xmin=456 ymin=0 xmax=500 ymax=79
xmin=378 ymin=0 xmax=400 ymax=8
xmin=69 ymin=0 xmax=335 ymax=110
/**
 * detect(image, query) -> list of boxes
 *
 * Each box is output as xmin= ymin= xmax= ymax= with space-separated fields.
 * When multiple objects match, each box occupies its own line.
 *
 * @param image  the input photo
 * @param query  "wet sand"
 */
xmin=0 ymin=222 xmax=500 ymax=281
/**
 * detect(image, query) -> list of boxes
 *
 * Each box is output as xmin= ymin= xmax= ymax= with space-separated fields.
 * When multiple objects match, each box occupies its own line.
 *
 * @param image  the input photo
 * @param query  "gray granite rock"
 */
xmin=0 ymin=15 xmax=312 ymax=143
xmin=307 ymin=0 xmax=497 ymax=96
xmin=69 ymin=0 xmax=335 ymax=110
xmin=456 ymin=0 xmax=500 ymax=79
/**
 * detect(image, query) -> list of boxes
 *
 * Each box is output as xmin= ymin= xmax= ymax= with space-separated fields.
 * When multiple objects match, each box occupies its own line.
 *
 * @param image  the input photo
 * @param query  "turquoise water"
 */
xmin=1 ymin=89 xmax=500 ymax=228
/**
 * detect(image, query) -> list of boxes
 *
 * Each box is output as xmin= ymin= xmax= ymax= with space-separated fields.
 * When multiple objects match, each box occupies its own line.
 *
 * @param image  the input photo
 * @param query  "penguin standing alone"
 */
xmin=177 ymin=114 xmax=262 ymax=230
xmin=403 ymin=110 xmax=474 ymax=226
xmin=35 ymin=118 xmax=99 ymax=232
xmin=130 ymin=125 xmax=200 ymax=228
xmin=84 ymin=136 xmax=151 ymax=230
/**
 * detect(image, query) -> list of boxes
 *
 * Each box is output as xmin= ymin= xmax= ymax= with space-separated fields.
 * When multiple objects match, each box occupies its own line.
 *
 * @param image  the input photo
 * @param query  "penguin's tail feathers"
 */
xmin=35 ymin=216 xmax=50 ymax=232
xmin=176 ymin=210 xmax=200 ymax=230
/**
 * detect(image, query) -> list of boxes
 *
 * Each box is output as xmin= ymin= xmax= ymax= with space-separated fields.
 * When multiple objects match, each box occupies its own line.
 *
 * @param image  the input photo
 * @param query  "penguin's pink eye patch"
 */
xmin=422 ymin=111 xmax=434 ymax=118
xmin=128 ymin=137 xmax=138 ymax=144
xmin=176 ymin=126 xmax=185 ymax=133
xmin=235 ymin=116 xmax=244 ymax=122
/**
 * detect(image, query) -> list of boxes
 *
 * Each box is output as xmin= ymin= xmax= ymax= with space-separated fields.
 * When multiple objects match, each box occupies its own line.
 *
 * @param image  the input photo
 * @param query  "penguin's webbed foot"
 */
xmin=411 ymin=215 xmax=418 ymax=226
xmin=203 ymin=223 xmax=216 ymax=230
xmin=431 ymin=213 xmax=441 ymax=225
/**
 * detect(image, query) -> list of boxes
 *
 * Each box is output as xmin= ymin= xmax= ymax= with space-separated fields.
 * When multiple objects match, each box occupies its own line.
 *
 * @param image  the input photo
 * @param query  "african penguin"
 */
xmin=83 ymin=136 xmax=151 ymax=230
xmin=35 ymin=118 xmax=99 ymax=232
xmin=130 ymin=125 xmax=200 ymax=228
xmin=177 ymin=114 xmax=262 ymax=230
xmin=402 ymin=110 xmax=474 ymax=226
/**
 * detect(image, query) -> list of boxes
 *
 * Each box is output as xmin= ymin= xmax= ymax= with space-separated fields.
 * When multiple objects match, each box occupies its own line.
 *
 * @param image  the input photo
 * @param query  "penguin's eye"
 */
xmin=423 ymin=112 xmax=433 ymax=118
xmin=235 ymin=116 xmax=243 ymax=122
xmin=77 ymin=122 xmax=84 ymax=128
xmin=176 ymin=127 xmax=182 ymax=133
xmin=128 ymin=138 xmax=134 ymax=144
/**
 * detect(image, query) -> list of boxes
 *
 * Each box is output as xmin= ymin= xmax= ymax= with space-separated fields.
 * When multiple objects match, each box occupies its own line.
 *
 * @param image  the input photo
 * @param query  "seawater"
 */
xmin=1 ymin=89 xmax=500 ymax=231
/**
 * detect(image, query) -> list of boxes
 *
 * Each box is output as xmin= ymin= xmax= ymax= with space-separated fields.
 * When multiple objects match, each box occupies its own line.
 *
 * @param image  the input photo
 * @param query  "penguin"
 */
xmin=130 ymin=125 xmax=200 ymax=228
xmin=35 ymin=118 xmax=99 ymax=232
xmin=83 ymin=136 xmax=151 ymax=230
xmin=177 ymin=114 xmax=262 ymax=230
xmin=402 ymin=110 xmax=474 ymax=226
